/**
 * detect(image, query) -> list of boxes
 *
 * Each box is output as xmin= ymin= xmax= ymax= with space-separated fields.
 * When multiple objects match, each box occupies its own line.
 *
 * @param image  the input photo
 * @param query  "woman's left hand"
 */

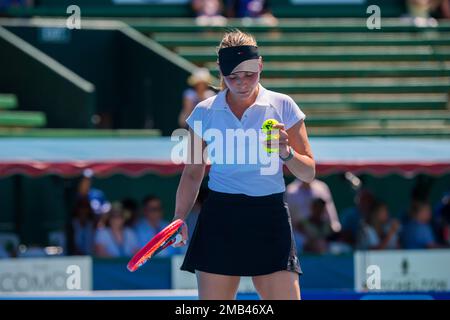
xmin=269 ymin=123 xmax=291 ymax=158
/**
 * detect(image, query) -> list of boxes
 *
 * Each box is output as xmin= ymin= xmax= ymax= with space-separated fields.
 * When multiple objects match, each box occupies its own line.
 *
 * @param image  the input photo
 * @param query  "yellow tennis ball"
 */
xmin=264 ymin=135 xmax=279 ymax=153
xmin=261 ymin=118 xmax=279 ymax=133
xmin=261 ymin=119 xmax=280 ymax=153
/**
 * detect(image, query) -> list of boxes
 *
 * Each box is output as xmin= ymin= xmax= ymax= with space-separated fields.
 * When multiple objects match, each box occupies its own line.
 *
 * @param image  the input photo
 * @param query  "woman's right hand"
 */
xmin=172 ymin=218 xmax=189 ymax=248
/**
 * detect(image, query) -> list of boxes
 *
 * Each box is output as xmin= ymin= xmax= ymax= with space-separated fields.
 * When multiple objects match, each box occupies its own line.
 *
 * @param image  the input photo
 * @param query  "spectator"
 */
xmin=67 ymin=197 xmax=96 ymax=256
xmin=0 ymin=232 xmax=19 ymax=258
xmin=339 ymin=188 xmax=376 ymax=246
xmin=438 ymin=0 xmax=450 ymax=18
xmin=192 ymin=0 xmax=227 ymax=26
xmin=356 ymin=201 xmax=401 ymax=250
xmin=401 ymin=201 xmax=440 ymax=249
xmin=94 ymin=202 xmax=139 ymax=258
xmin=405 ymin=0 xmax=442 ymax=27
xmin=433 ymin=191 xmax=450 ymax=246
xmin=76 ymin=169 xmax=111 ymax=225
xmin=400 ymin=176 xmax=433 ymax=225
xmin=134 ymin=195 xmax=180 ymax=256
xmin=285 ymin=178 xmax=341 ymax=233
xmin=122 ymin=197 xmax=139 ymax=227
xmin=439 ymin=200 xmax=450 ymax=246
xmin=225 ymin=0 xmax=278 ymax=26
xmin=301 ymin=198 xmax=333 ymax=254
xmin=178 ymin=68 xmax=216 ymax=129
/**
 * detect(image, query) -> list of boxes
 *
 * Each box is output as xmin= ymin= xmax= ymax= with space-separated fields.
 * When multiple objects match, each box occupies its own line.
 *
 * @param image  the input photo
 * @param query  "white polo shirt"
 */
xmin=186 ymin=84 xmax=306 ymax=196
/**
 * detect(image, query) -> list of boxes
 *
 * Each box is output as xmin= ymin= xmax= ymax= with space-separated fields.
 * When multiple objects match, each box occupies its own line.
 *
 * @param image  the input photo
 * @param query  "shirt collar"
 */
xmin=211 ymin=83 xmax=271 ymax=110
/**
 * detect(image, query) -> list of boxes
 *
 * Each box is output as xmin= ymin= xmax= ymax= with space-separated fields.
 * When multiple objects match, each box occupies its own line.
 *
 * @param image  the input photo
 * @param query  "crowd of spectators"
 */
xmin=287 ymin=178 xmax=450 ymax=255
xmin=2 ymin=172 xmax=448 ymax=260
xmin=191 ymin=0 xmax=278 ymax=26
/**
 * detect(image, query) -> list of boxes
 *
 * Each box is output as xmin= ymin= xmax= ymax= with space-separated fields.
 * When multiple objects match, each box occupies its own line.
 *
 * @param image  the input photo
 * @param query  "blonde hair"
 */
xmin=217 ymin=29 xmax=258 ymax=91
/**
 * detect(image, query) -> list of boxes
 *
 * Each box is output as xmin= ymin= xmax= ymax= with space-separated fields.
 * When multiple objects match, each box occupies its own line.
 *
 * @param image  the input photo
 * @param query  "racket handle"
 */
xmin=172 ymin=233 xmax=185 ymax=246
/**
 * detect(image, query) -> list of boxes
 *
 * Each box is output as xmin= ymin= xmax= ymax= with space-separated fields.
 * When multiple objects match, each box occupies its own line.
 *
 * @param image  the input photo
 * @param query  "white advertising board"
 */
xmin=0 ymin=256 xmax=92 ymax=292
xmin=355 ymin=250 xmax=450 ymax=292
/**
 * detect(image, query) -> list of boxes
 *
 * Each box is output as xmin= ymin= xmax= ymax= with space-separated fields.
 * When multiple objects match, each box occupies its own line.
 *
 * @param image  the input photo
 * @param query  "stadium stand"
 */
xmin=0 ymin=93 xmax=46 ymax=128
xmin=140 ymin=20 xmax=450 ymax=137
xmin=3 ymin=1 xmax=449 ymax=137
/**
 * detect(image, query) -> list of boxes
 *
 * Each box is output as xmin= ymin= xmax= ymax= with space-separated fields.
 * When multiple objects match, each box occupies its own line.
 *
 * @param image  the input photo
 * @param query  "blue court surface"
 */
xmin=0 ymin=290 xmax=449 ymax=300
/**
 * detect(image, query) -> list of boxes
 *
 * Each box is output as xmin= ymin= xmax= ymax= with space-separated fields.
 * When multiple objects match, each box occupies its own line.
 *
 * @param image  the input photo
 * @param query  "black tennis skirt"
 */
xmin=180 ymin=189 xmax=302 ymax=276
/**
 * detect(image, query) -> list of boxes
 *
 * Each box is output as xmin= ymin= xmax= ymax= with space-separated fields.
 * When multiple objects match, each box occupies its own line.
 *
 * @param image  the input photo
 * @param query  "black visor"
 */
xmin=218 ymin=45 xmax=260 ymax=76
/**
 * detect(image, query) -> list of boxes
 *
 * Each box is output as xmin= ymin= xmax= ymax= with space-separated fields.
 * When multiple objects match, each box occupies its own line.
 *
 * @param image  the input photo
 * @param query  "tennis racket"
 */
xmin=127 ymin=219 xmax=185 ymax=272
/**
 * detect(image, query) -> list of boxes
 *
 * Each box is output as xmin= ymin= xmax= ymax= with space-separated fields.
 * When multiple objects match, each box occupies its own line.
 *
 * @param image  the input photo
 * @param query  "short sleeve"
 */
xmin=185 ymin=105 xmax=205 ymax=137
xmin=283 ymin=96 xmax=306 ymax=130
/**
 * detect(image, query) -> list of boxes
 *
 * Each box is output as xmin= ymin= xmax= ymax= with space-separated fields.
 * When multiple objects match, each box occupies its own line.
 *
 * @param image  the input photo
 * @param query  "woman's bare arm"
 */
xmin=278 ymin=120 xmax=316 ymax=183
xmin=173 ymin=128 xmax=207 ymax=221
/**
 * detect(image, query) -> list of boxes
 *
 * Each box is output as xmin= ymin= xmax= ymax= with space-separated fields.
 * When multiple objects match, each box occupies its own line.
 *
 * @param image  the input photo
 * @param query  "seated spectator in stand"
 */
xmin=67 ymin=197 xmax=96 ymax=256
xmin=94 ymin=202 xmax=139 ymax=258
xmin=401 ymin=201 xmax=440 ymax=249
xmin=285 ymin=178 xmax=341 ymax=234
xmin=0 ymin=232 xmax=19 ymax=258
xmin=134 ymin=195 xmax=180 ymax=256
xmin=399 ymin=176 xmax=433 ymax=225
xmin=428 ymin=0 xmax=450 ymax=18
xmin=76 ymin=169 xmax=111 ymax=228
xmin=438 ymin=0 xmax=450 ymax=18
xmin=192 ymin=0 xmax=227 ymax=26
xmin=122 ymin=197 xmax=139 ymax=228
xmin=356 ymin=201 xmax=401 ymax=250
xmin=178 ymin=68 xmax=216 ymax=130
xmin=340 ymin=188 xmax=376 ymax=246
xmin=406 ymin=0 xmax=442 ymax=27
xmin=432 ymin=190 xmax=450 ymax=246
xmin=301 ymin=198 xmax=333 ymax=254
xmin=225 ymin=0 xmax=278 ymax=25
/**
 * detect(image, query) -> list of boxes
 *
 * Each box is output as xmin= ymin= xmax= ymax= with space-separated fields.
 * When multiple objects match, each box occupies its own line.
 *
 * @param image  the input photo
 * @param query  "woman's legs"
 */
xmin=196 ymin=270 xmax=241 ymax=300
xmin=252 ymin=270 xmax=301 ymax=300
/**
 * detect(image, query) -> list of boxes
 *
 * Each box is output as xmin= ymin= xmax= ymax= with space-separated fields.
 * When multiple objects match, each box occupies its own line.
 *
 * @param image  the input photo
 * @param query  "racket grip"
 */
xmin=172 ymin=233 xmax=185 ymax=246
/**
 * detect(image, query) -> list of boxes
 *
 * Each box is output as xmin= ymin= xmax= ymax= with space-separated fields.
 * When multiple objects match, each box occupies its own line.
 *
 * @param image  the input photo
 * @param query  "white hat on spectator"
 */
xmin=188 ymin=68 xmax=212 ymax=86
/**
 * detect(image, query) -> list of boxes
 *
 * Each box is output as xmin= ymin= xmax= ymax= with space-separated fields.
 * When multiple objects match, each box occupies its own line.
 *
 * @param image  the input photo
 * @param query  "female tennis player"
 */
xmin=172 ymin=29 xmax=315 ymax=300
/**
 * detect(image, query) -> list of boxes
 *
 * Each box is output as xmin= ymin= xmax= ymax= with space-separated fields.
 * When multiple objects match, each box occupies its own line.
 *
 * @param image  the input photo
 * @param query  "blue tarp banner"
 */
xmin=93 ymin=257 xmax=172 ymax=290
